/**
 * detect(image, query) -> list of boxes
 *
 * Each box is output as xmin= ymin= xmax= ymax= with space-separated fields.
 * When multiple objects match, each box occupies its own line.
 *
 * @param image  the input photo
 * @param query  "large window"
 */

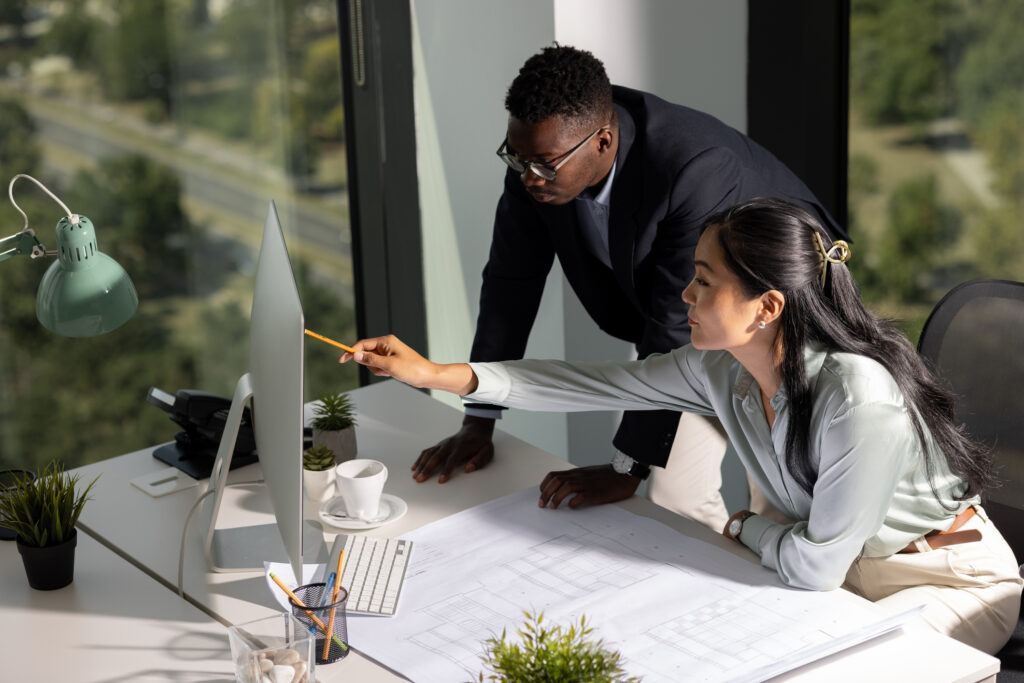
xmin=0 ymin=0 xmax=356 ymax=470
xmin=848 ymin=0 xmax=1024 ymax=338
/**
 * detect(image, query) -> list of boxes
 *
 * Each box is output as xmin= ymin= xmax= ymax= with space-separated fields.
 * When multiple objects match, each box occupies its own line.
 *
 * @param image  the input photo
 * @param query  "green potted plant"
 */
xmin=0 ymin=461 xmax=99 ymax=590
xmin=311 ymin=392 xmax=357 ymax=464
xmin=479 ymin=610 xmax=640 ymax=683
xmin=303 ymin=444 xmax=337 ymax=501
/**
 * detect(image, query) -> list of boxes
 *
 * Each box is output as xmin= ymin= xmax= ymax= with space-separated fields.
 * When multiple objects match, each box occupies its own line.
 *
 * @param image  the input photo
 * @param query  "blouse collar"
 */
xmin=730 ymin=344 xmax=830 ymax=403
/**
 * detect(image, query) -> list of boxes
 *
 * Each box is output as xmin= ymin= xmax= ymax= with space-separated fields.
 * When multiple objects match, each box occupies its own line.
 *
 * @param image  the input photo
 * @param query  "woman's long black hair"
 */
xmin=709 ymin=198 xmax=991 ymax=503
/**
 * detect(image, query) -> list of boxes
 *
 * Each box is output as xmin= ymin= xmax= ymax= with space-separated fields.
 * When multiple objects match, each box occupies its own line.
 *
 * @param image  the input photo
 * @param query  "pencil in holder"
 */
xmin=289 ymin=583 xmax=350 ymax=664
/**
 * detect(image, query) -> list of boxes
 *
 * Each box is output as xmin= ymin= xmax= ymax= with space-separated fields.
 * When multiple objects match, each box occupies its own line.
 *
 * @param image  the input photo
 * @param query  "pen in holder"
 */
xmin=289 ymin=583 xmax=350 ymax=664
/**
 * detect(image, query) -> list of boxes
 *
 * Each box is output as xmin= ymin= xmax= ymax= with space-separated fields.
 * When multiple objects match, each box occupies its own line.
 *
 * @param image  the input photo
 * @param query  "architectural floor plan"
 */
xmin=350 ymin=488 xmax=896 ymax=682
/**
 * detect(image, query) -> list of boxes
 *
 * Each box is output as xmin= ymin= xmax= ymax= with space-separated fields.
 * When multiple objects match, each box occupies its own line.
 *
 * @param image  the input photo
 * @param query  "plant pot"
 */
xmin=303 ymin=467 xmax=335 ymax=502
xmin=17 ymin=528 xmax=77 ymax=590
xmin=313 ymin=426 xmax=357 ymax=463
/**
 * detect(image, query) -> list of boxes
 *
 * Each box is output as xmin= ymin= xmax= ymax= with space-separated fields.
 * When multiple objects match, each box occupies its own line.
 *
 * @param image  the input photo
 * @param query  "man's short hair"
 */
xmin=505 ymin=45 xmax=613 ymax=132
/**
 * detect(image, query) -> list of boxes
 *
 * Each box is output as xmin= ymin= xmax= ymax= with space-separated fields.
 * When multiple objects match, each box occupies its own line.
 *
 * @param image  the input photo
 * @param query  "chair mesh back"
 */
xmin=918 ymin=280 xmax=1024 ymax=549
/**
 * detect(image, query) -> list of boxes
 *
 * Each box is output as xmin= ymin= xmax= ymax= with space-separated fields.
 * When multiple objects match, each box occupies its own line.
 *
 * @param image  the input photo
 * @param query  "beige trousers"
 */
xmin=843 ymin=507 xmax=1023 ymax=655
xmin=647 ymin=412 xmax=786 ymax=531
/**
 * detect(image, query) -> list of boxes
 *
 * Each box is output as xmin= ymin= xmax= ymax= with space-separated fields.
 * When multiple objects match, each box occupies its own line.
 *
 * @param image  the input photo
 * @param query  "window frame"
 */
xmin=746 ymin=0 xmax=850 ymax=230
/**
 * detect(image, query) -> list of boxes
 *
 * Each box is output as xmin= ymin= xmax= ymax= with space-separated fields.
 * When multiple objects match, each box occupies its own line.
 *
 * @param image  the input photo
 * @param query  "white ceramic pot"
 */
xmin=313 ymin=426 xmax=357 ymax=464
xmin=302 ymin=467 xmax=335 ymax=502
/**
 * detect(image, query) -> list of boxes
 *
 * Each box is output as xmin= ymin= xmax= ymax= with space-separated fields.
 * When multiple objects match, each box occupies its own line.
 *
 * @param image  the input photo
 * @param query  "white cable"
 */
xmin=8 ymin=173 xmax=75 ymax=232
xmin=178 ymin=489 xmax=215 ymax=598
xmin=176 ymin=479 xmax=266 ymax=599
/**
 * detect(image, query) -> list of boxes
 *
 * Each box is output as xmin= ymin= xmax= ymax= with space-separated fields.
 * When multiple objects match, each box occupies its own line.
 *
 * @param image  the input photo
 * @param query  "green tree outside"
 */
xmin=850 ymin=0 xmax=1024 ymax=340
xmin=0 ymin=1 xmax=357 ymax=472
xmin=878 ymin=175 xmax=962 ymax=303
xmin=0 ymin=98 xmax=40 ymax=182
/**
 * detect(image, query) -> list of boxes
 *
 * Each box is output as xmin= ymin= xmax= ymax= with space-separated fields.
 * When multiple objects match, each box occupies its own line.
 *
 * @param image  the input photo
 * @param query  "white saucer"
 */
xmin=318 ymin=493 xmax=408 ymax=530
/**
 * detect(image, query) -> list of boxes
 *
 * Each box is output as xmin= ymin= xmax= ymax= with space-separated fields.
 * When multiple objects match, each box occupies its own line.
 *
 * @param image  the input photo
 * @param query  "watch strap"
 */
xmin=724 ymin=510 xmax=755 ymax=541
xmin=628 ymin=460 xmax=651 ymax=481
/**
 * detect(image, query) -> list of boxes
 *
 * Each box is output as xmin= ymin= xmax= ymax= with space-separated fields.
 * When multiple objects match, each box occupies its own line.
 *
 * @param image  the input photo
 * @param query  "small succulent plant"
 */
xmin=311 ymin=392 xmax=357 ymax=431
xmin=302 ymin=444 xmax=336 ymax=471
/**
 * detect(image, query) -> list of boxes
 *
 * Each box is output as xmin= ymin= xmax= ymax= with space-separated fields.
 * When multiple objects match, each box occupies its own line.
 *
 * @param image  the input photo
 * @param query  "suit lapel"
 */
xmin=608 ymin=103 xmax=643 ymax=309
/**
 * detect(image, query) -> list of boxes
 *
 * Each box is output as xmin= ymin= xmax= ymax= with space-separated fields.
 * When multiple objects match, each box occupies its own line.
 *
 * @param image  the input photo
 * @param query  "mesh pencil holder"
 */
xmin=289 ymin=583 xmax=350 ymax=664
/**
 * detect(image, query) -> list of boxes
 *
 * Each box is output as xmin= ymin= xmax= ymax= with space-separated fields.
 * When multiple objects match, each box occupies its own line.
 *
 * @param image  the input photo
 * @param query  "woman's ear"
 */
xmin=759 ymin=290 xmax=786 ymax=325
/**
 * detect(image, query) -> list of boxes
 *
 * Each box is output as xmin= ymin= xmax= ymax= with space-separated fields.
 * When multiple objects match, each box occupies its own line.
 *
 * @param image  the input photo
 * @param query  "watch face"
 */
xmin=729 ymin=519 xmax=742 ymax=538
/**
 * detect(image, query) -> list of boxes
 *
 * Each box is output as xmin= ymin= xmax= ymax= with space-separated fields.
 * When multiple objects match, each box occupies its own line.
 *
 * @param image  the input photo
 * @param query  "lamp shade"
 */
xmin=35 ymin=214 xmax=138 ymax=337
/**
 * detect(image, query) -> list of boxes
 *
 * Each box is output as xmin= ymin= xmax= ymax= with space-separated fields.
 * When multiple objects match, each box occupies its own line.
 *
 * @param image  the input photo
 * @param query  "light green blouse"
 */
xmin=466 ymin=344 xmax=976 ymax=591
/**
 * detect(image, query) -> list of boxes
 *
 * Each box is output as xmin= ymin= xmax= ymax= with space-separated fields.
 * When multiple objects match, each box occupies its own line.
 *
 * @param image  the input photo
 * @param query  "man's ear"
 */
xmin=596 ymin=127 xmax=615 ymax=153
xmin=760 ymin=290 xmax=785 ymax=325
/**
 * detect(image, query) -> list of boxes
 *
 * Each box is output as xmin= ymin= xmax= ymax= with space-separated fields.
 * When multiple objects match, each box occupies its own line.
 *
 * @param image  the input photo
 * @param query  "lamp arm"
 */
xmin=0 ymin=229 xmax=54 ymax=263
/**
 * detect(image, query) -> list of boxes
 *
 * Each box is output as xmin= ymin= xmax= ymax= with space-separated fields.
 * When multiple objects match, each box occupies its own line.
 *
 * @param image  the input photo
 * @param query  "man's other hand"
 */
xmin=413 ymin=415 xmax=496 ymax=483
xmin=538 ymin=464 xmax=641 ymax=509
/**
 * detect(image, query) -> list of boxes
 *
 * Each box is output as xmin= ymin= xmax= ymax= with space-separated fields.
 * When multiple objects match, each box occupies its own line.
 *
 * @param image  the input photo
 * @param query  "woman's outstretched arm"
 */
xmin=340 ymin=335 xmax=479 ymax=396
xmin=343 ymin=335 xmax=719 ymax=418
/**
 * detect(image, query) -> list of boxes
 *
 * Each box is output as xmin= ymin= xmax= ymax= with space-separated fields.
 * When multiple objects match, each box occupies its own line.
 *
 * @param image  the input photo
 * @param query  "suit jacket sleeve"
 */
xmin=466 ymin=173 xmax=556 ymax=408
xmin=613 ymin=148 xmax=748 ymax=466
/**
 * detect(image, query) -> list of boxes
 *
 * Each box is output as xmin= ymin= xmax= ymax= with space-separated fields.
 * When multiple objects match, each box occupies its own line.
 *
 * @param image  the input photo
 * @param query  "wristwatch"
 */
xmin=725 ymin=510 xmax=755 ymax=541
xmin=611 ymin=452 xmax=651 ymax=481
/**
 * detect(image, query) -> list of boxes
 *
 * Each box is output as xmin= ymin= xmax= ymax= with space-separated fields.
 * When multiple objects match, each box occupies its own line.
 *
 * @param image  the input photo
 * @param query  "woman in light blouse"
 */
xmin=341 ymin=198 xmax=1022 ymax=653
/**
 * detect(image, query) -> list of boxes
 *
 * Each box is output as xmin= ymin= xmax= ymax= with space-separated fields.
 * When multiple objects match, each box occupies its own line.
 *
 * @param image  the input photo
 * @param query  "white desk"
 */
xmin=1 ymin=529 xmax=233 ymax=682
xmin=68 ymin=381 xmax=998 ymax=682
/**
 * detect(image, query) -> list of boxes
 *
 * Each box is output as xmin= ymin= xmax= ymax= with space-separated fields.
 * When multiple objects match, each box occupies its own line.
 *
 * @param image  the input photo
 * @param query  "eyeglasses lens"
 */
xmin=500 ymin=154 xmax=556 ymax=181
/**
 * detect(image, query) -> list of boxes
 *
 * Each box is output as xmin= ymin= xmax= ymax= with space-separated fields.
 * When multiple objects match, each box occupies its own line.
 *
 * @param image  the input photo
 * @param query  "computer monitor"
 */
xmin=199 ymin=201 xmax=325 ymax=581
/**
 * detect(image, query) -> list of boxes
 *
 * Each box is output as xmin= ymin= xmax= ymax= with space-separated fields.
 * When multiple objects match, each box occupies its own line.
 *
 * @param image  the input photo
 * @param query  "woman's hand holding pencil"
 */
xmin=338 ymin=334 xmax=479 ymax=396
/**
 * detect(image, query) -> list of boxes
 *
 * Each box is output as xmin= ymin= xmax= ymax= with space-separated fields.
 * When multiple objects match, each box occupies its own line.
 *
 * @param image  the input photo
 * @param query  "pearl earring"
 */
xmin=758 ymin=320 xmax=766 ymax=329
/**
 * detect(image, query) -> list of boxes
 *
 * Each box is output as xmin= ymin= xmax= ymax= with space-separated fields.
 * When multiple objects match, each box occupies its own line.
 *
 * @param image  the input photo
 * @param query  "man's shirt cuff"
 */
xmin=463 ymin=405 xmax=503 ymax=420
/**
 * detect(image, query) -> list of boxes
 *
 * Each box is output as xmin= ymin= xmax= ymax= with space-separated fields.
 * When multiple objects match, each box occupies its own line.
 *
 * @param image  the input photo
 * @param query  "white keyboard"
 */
xmin=332 ymin=534 xmax=411 ymax=616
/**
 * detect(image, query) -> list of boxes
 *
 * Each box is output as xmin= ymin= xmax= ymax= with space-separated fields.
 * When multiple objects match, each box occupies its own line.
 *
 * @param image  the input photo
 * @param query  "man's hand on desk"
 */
xmin=413 ymin=415 xmax=496 ymax=483
xmin=538 ymin=464 xmax=641 ymax=509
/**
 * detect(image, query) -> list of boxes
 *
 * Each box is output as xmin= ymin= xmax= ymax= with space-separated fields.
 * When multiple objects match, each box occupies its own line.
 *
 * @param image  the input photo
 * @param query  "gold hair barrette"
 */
xmin=813 ymin=231 xmax=851 ymax=289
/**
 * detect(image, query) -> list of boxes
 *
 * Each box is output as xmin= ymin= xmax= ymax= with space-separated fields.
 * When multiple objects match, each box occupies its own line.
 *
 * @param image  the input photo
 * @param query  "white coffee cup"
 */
xmin=334 ymin=459 xmax=388 ymax=522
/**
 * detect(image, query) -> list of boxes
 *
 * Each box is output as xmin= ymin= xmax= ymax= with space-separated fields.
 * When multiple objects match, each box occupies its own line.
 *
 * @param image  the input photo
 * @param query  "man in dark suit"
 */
xmin=411 ymin=45 xmax=847 ymax=518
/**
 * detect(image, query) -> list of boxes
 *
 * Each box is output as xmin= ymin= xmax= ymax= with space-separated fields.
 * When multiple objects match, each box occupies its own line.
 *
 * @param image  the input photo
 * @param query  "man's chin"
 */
xmin=527 ymin=190 xmax=569 ymax=205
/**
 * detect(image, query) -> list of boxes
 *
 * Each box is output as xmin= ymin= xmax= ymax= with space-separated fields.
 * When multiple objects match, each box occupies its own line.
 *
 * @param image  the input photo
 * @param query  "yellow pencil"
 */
xmin=304 ymin=328 xmax=356 ymax=354
xmin=322 ymin=549 xmax=346 ymax=660
xmin=268 ymin=573 xmax=348 ymax=652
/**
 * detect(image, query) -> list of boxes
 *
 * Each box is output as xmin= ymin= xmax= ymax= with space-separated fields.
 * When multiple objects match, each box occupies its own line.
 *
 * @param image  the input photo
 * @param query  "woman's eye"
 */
xmin=695 ymin=278 xmax=709 ymax=286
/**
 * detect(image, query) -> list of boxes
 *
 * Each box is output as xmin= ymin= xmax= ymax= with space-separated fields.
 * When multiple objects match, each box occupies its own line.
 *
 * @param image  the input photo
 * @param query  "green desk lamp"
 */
xmin=3 ymin=174 xmax=137 ymax=337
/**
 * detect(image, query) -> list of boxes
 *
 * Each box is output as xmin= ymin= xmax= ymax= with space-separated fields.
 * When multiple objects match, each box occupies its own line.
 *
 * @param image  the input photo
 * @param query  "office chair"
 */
xmin=917 ymin=279 xmax=1024 ymax=679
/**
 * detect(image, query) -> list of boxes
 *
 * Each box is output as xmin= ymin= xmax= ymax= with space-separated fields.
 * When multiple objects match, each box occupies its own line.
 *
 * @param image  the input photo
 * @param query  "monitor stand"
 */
xmin=207 ymin=519 xmax=327 ymax=574
xmin=199 ymin=373 xmax=325 ymax=578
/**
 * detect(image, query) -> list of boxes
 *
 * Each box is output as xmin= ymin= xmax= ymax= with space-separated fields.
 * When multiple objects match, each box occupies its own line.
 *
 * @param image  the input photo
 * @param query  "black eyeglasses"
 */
xmin=496 ymin=127 xmax=605 ymax=181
